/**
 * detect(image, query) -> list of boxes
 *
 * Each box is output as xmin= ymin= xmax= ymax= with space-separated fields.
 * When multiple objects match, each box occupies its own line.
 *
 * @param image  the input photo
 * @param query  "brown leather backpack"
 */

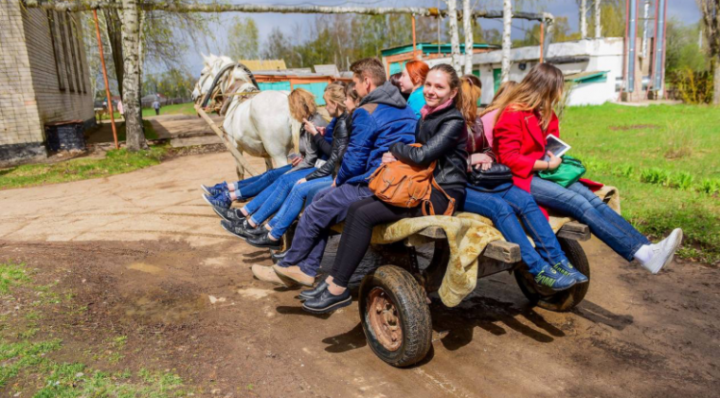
xmin=367 ymin=144 xmax=455 ymax=216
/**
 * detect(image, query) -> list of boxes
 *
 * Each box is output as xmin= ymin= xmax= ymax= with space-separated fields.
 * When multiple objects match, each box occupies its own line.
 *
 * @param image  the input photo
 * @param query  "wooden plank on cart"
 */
xmin=557 ymin=221 xmax=591 ymax=241
xmin=483 ymin=240 xmax=521 ymax=263
xmin=194 ymin=104 xmax=259 ymax=176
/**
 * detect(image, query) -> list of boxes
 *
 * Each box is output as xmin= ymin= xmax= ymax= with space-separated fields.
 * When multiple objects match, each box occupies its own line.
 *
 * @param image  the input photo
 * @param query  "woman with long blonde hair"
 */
xmin=459 ymin=74 xmax=577 ymax=291
xmin=494 ymin=63 xmax=682 ymax=276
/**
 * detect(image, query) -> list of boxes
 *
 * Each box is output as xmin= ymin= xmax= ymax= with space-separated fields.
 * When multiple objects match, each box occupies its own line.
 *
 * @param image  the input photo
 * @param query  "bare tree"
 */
xmin=446 ymin=0 xmax=461 ymax=72
xmin=462 ymin=0 xmax=473 ymax=75
xmin=594 ymin=0 xmax=601 ymax=38
xmin=121 ymin=0 xmax=147 ymax=151
xmin=697 ymin=0 xmax=720 ymax=104
xmin=501 ymin=0 xmax=512 ymax=82
xmin=579 ymin=0 xmax=588 ymax=38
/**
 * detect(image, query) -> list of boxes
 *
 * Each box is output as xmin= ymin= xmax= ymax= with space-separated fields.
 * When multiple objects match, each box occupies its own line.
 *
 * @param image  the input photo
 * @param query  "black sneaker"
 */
xmin=302 ymin=288 xmax=351 ymax=314
xmin=270 ymin=250 xmax=288 ymax=263
xmin=212 ymin=205 xmax=246 ymax=223
xmin=220 ymin=220 xmax=253 ymax=240
xmin=299 ymin=279 xmax=328 ymax=302
xmin=247 ymin=232 xmax=283 ymax=250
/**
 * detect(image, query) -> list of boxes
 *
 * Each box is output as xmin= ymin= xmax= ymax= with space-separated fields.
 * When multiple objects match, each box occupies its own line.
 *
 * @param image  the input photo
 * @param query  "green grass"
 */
xmin=0 ymin=146 xmax=167 ymax=190
xmin=0 ymin=262 xmax=29 ymax=294
xmin=0 ymin=262 xmax=191 ymax=397
xmin=99 ymin=103 xmax=196 ymax=120
xmin=562 ymin=103 xmax=720 ymax=263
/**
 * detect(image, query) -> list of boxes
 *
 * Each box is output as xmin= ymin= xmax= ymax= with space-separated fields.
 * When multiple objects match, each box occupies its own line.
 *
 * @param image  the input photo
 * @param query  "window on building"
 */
xmin=46 ymin=11 xmax=66 ymax=91
xmin=68 ymin=14 xmax=86 ymax=94
xmin=65 ymin=13 xmax=82 ymax=94
xmin=57 ymin=13 xmax=76 ymax=92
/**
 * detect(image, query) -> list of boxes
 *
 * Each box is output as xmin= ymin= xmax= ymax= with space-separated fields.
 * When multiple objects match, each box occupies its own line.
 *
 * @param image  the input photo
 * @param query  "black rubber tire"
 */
xmin=514 ymin=238 xmax=590 ymax=312
xmin=359 ymin=265 xmax=432 ymax=367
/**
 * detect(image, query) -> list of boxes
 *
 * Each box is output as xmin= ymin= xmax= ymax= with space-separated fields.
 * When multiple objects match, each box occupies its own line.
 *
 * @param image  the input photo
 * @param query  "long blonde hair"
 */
xmin=288 ymin=88 xmax=317 ymax=121
xmin=484 ymin=64 xmax=564 ymax=130
xmin=324 ymin=82 xmax=347 ymax=113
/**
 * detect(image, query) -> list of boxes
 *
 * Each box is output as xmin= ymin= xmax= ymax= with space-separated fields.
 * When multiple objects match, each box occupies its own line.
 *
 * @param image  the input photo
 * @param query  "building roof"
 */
xmin=381 ymin=42 xmax=499 ymax=57
xmin=238 ymin=59 xmax=287 ymax=71
xmin=313 ymin=64 xmax=340 ymax=76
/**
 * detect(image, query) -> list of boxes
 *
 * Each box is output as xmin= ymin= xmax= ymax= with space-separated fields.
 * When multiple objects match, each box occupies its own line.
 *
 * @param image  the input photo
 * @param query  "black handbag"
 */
xmin=469 ymin=163 xmax=513 ymax=191
xmin=466 ymin=123 xmax=513 ymax=192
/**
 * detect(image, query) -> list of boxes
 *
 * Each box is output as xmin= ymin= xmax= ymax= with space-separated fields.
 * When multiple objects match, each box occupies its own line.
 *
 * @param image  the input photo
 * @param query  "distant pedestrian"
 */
xmin=116 ymin=100 xmax=124 ymax=118
xmin=152 ymin=98 xmax=160 ymax=115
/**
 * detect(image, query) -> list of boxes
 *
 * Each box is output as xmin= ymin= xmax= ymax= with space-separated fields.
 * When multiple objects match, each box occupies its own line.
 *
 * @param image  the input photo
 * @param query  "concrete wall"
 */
xmin=466 ymin=38 xmax=625 ymax=106
xmin=0 ymin=1 xmax=94 ymax=165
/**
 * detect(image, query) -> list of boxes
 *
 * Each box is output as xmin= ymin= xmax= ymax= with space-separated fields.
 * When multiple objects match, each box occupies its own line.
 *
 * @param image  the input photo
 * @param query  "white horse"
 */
xmin=192 ymin=54 xmax=308 ymax=179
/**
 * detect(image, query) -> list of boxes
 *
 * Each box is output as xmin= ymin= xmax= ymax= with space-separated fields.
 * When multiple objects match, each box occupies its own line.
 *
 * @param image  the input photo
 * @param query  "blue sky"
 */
xmin=179 ymin=0 xmax=701 ymax=75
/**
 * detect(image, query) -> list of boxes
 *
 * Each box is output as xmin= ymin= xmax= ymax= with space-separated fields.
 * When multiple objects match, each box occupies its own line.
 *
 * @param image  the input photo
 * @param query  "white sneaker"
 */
xmin=639 ymin=228 xmax=683 ymax=274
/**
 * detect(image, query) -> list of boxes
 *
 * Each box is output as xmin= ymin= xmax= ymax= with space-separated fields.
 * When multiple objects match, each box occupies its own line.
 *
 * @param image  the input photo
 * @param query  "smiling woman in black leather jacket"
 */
xmin=302 ymin=64 xmax=469 ymax=314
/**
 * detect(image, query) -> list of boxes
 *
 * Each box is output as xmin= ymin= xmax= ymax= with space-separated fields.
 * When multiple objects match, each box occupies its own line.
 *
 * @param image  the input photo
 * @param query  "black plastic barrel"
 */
xmin=45 ymin=121 xmax=86 ymax=152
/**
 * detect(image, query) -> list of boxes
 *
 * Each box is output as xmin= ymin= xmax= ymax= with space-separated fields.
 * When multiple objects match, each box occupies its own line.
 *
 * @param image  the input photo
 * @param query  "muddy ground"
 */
xmin=1 ymin=152 xmax=718 ymax=397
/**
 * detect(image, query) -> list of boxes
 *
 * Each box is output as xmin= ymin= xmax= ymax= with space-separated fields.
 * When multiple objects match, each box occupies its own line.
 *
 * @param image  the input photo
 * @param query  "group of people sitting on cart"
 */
xmin=201 ymin=58 xmax=683 ymax=315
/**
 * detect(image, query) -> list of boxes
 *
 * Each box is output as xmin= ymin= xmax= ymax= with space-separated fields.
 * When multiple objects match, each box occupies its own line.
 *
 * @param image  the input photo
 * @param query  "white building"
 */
xmin=424 ymin=38 xmax=625 ymax=106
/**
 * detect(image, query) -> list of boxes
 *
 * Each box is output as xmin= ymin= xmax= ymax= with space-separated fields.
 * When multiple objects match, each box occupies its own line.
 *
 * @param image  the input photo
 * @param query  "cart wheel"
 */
xmin=514 ymin=238 xmax=590 ymax=312
xmin=359 ymin=265 xmax=432 ymax=367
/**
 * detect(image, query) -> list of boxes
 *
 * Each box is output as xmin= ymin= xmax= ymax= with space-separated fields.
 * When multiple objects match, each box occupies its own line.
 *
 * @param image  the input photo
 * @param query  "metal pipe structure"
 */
xmin=23 ymin=1 xmax=554 ymax=23
xmin=539 ymin=22 xmax=545 ymax=63
xmin=626 ymin=0 xmax=639 ymax=93
xmin=651 ymin=0 xmax=667 ymax=95
xmin=92 ymin=9 xmax=118 ymax=149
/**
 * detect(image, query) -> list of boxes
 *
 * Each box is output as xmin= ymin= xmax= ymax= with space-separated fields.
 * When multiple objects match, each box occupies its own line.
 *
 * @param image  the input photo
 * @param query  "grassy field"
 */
xmin=0 ymin=262 xmax=191 ymax=397
xmin=561 ymin=104 xmax=720 ymax=263
xmin=0 ymin=147 xmax=167 ymax=190
xmin=99 ymin=103 xmax=195 ymax=120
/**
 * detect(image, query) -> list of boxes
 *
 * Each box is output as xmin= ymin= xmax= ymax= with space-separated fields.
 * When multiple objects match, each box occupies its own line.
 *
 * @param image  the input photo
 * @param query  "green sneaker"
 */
xmin=533 ymin=264 xmax=577 ymax=291
xmin=553 ymin=260 xmax=588 ymax=284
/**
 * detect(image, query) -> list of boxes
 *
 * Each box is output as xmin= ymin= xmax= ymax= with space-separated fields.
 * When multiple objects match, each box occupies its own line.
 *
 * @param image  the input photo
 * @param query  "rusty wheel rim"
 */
xmin=367 ymin=287 xmax=402 ymax=352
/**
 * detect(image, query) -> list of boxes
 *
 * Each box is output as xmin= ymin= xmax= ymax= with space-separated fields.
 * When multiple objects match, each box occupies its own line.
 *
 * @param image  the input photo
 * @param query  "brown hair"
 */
xmin=429 ymin=64 xmax=468 ymax=121
xmin=459 ymin=75 xmax=482 ymax=125
xmin=405 ymin=60 xmax=430 ymax=86
xmin=484 ymin=63 xmax=564 ymax=130
xmin=324 ymin=82 xmax=347 ymax=112
xmin=350 ymin=58 xmax=387 ymax=87
xmin=389 ymin=72 xmax=403 ymax=91
xmin=346 ymin=81 xmax=360 ymax=105
xmin=288 ymin=88 xmax=317 ymax=121
xmin=490 ymin=80 xmax=517 ymax=106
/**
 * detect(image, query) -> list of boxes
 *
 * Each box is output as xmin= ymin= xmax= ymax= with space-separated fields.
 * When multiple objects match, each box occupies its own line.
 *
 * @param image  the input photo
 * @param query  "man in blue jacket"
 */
xmin=252 ymin=58 xmax=417 ymax=287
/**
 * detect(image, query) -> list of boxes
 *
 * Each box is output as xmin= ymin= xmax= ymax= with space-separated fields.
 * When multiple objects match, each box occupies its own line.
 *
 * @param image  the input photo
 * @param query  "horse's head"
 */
xmin=192 ymin=53 xmax=235 ymax=102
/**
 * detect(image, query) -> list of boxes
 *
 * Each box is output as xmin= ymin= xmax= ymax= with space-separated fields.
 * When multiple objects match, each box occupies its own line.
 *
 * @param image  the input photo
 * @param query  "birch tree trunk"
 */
xmin=715 ymin=58 xmax=720 ymax=105
xmin=121 ymin=0 xmax=147 ymax=151
xmin=462 ymin=0 xmax=473 ymax=75
xmin=104 ymin=3 xmax=124 ymax=97
xmin=501 ymin=0 xmax=512 ymax=82
xmin=594 ymin=0 xmax=601 ymax=38
xmin=446 ymin=0 xmax=461 ymax=72
xmin=580 ymin=0 xmax=587 ymax=39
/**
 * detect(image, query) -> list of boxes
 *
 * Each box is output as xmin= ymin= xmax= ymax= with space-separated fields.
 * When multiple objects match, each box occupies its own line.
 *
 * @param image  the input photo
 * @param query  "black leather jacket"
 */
xmin=390 ymin=105 xmax=468 ymax=189
xmin=306 ymin=112 xmax=351 ymax=181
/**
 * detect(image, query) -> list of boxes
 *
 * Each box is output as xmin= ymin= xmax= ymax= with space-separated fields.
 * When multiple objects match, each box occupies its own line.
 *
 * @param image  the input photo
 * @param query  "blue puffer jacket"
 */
xmin=336 ymin=82 xmax=417 ymax=186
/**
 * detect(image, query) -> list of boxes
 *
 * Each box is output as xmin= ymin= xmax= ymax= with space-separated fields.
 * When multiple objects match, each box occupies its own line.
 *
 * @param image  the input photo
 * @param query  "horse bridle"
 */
xmin=201 ymin=62 xmax=259 ymax=109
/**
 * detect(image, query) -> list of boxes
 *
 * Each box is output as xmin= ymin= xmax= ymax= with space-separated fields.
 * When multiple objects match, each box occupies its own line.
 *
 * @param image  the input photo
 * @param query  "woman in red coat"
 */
xmin=492 ymin=64 xmax=683 ymax=275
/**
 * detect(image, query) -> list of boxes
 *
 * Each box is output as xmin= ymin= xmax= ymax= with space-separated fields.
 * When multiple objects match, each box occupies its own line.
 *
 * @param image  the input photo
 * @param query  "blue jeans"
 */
xmin=234 ymin=164 xmax=292 ymax=200
xmin=244 ymin=168 xmax=315 ymax=225
xmin=267 ymin=176 xmax=332 ymax=239
xmin=464 ymin=185 xmax=568 ymax=274
xmin=278 ymin=183 xmax=374 ymax=277
xmin=530 ymin=178 xmax=650 ymax=261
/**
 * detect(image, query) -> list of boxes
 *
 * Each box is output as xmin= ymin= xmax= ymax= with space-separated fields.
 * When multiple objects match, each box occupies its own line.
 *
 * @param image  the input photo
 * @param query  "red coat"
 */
xmin=492 ymin=109 xmax=559 ymax=193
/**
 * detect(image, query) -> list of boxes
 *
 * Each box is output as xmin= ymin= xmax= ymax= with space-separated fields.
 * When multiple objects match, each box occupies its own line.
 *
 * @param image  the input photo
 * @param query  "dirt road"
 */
xmin=1 ymin=152 xmax=718 ymax=397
